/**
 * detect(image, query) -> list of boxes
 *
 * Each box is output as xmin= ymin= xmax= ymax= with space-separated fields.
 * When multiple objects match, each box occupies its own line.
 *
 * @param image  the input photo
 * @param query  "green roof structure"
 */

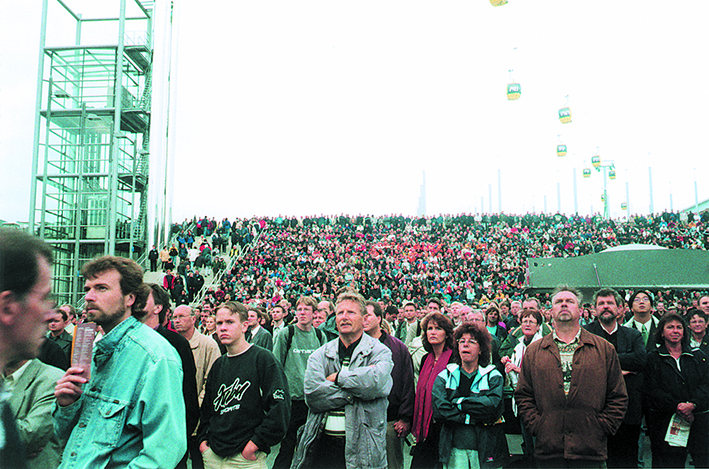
xmin=525 ymin=244 xmax=709 ymax=298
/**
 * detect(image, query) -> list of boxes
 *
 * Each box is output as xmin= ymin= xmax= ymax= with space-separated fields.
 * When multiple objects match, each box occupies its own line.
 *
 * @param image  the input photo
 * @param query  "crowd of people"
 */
xmin=2 ymin=209 xmax=709 ymax=469
xmin=164 ymin=211 xmax=709 ymax=316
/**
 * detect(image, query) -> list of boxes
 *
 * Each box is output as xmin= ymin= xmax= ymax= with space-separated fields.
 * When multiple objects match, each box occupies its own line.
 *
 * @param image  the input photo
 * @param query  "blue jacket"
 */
xmin=54 ymin=317 xmax=186 ymax=468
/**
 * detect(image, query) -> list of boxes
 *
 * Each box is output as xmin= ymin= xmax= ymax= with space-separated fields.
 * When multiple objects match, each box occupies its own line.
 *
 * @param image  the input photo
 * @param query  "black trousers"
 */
xmin=536 ymin=458 xmax=604 ymax=469
xmin=410 ymin=422 xmax=443 ymax=469
xmin=689 ymin=412 xmax=709 ymax=468
xmin=272 ymin=400 xmax=309 ymax=469
xmin=310 ymin=434 xmax=346 ymax=469
xmin=188 ymin=435 xmax=204 ymax=469
xmin=606 ymin=422 xmax=641 ymax=469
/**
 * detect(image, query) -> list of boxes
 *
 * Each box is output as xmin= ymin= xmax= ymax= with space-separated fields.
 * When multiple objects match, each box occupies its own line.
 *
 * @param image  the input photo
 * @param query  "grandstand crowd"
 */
xmin=4 ymin=210 xmax=709 ymax=469
xmin=164 ymin=211 xmax=709 ymax=314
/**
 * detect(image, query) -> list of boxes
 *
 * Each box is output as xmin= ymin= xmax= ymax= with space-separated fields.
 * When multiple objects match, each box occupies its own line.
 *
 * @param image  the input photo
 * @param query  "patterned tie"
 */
xmin=641 ymin=323 xmax=649 ymax=346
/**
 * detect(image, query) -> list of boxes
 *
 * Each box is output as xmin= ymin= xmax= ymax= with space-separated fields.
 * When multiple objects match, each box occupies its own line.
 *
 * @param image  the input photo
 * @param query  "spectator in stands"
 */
xmin=148 ymin=245 xmax=159 ymax=272
xmin=46 ymin=307 xmax=72 ymax=361
xmin=433 ymin=322 xmax=509 ymax=469
xmin=271 ymin=297 xmax=327 ymax=469
xmin=163 ymin=268 xmax=176 ymax=293
xmin=395 ymin=301 xmax=421 ymax=346
xmin=245 ymin=306 xmax=273 ymax=351
xmin=501 ymin=308 xmax=543 ymax=463
xmin=585 ymin=288 xmax=646 ymax=469
xmin=698 ymin=295 xmax=709 ymax=315
xmin=159 ymin=246 xmax=170 ymax=270
xmin=312 ymin=307 xmax=327 ymax=328
xmin=515 ymin=286 xmax=627 ymax=468
xmin=410 ymin=312 xmax=456 ymax=469
xmin=5 ymin=358 xmax=65 ymax=468
xmin=201 ymin=314 xmax=226 ymax=354
xmin=644 ymin=313 xmax=709 ymax=468
xmin=142 ymin=283 xmax=200 ymax=469
xmin=58 ymin=304 xmax=77 ymax=336
xmin=0 ymin=228 xmax=56 ymax=469
xmin=485 ymin=304 xmax=508 ymax=342
xmin=688 ymin=308 xmax=709 ymax=355
xmin=270 ymin=304 xmax=288 ymax=337
xmin=198 ymin=301 xmax=290 ymax=469
xmin=315 ymin=299 xmax=337 ymax=341
xmin=505 ymin=300 xmax=522 ymax=330
xmin=625 ymin=290 xmax=659 ymax=350
xmin=291 ymin=291 xmax=392 ymax=469
xmin=54 ymin=256 xmax=186 ymax=468
xmin=364 ymin=301 xmax=415 ymax=469
xmin=173 ymin=304 xmax=222 ymax=469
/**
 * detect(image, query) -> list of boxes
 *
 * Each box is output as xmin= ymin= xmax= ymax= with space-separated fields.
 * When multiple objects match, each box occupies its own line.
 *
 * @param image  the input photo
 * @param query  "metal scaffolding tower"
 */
xmin=29 ymin=0 xmax=166 ymax=305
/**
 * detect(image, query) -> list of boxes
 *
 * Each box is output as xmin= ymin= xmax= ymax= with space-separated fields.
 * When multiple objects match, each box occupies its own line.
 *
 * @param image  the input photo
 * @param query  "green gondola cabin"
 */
xmin=592 ymin=155 xmax=601 ymax=168
xmin=559 ymin=107 xmax=572 ymax=123
xmin=557 ymin=144 xmax=567 ymax=157
xmin=507 ymin=83 xmax=521 ymax=100
xmin=583 ymin=168 xmax=592 ymax=178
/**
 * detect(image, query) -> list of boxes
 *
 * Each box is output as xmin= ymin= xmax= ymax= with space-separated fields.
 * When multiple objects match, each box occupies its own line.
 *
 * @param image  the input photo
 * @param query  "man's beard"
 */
xmin=599 ymin=311 xmax=616 ymax=325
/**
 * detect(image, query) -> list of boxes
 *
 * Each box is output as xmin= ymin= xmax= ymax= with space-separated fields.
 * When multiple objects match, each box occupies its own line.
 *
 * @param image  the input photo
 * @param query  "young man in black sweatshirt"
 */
xmin=198 ymin=301 xmax=291 ymax=469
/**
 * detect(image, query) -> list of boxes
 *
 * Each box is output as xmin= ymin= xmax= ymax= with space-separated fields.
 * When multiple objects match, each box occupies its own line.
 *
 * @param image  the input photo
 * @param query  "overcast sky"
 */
xmin=2 ymin=1 xmax=708 ymax=224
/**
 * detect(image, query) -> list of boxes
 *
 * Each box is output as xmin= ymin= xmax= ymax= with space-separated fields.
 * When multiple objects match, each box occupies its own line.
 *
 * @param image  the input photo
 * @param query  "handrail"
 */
xmin=190 ymin=224 xmax=265 ymax=307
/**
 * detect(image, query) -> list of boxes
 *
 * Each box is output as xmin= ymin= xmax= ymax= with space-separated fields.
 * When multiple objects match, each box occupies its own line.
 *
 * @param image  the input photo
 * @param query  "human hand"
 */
xmin=677 ymin=402 xmax=696 ymax=422
xmin=394 ymin=420 xmax=411 ymax=437
xmin=54 ymin=367 xmax=88 ymax=407
xmin=504 ymin=362 xmax=519 ymax=374
xmin=199 ymin=441 xmax=210 ymax=453
xmin=326 ymin=372 xmax=338 ymax=382
xmin=241 ymin=440 xmax=259 ymax=461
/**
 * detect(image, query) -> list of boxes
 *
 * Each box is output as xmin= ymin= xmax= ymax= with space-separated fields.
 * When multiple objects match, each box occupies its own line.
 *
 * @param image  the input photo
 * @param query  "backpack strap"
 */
xmin=283 ymin=325 xmax=296 ymax=362
xmin=284 ymin=324 xmax=325 ymax=365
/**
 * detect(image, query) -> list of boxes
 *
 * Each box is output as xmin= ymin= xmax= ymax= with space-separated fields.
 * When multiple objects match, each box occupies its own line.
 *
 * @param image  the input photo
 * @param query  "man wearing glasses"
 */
xmin=624 ymin=290 xmax=659 ymax=351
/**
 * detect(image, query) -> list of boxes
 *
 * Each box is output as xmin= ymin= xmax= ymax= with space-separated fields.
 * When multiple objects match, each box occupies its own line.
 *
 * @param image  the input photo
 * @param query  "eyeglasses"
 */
xmin=458 ymin=339 xmax=478 ymax=345
xmin=633 ymin=297 xmax=651 ymax=303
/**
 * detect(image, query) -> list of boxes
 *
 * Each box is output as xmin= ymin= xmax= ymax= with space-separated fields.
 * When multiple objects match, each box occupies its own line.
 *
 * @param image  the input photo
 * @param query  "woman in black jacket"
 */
xmin=644 ymin=313 xmax=709 ymax=468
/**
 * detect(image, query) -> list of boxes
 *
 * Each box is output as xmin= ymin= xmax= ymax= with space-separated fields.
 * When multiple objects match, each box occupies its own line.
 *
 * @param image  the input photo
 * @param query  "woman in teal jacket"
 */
xmin=432 ymin=322 xmax=509 ymax=469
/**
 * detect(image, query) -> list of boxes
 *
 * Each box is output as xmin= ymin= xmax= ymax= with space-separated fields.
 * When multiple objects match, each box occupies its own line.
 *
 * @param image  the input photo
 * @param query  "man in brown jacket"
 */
xmin=515 ymin=286 xmax=628 ymax=468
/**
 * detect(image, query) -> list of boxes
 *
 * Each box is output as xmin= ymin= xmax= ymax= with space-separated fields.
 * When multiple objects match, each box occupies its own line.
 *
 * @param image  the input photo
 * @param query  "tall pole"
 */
xmin=573 ymin=168 xmax=578 ymax=214
xmin=29 ymin=0 xmax=50 ymax=231
xmin=694 ymin=168 xmax=699 ymax=214
xmin=497 ymin=169 xmax=502 ymax=213
xmin=603 ymin=166 xmax=609 ymax=219
xmin=648 ymin=166 xmax=654 ymax=215
xmin=625 ymin=180 xmax=630 ymax=220
xmin=488 ymin=184 xmax=492 ymax=213
xmin=557 ymin=182 xmax=561 ymax=213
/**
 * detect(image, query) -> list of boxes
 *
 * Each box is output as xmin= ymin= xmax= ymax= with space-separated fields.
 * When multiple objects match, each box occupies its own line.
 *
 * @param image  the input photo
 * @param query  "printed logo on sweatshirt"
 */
xmin=214 ymin=378 xmax=251 ymax=415
xmin=273 ymin=389 xmax=286 ymax=400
